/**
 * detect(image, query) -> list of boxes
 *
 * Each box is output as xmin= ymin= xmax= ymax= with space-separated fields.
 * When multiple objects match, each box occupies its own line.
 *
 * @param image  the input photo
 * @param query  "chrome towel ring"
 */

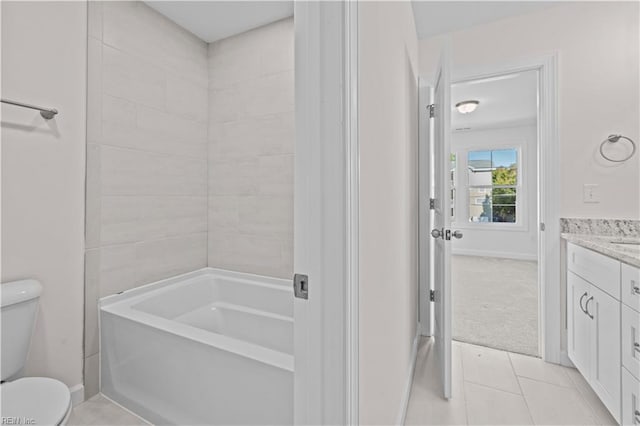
xmin=599 ymin=134 xmax=636 ymax=163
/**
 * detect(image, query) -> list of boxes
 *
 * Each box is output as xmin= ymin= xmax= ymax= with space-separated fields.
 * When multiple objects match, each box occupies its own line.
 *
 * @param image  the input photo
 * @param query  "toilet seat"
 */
xmin=1 ymin=377 xmax=72 ymax=426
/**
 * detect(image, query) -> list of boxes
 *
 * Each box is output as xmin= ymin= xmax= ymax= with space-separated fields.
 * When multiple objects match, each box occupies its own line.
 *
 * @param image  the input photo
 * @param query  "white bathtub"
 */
xmin=99 ymin=268 xmax=293 ymax=425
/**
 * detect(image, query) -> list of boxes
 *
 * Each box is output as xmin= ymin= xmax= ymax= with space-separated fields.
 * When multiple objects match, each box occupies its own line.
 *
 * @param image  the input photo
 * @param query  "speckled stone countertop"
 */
xmin=561 ymin=218 xmax=640 ymax=268
xmin=561 ymin=233 xmax=640 ymax=268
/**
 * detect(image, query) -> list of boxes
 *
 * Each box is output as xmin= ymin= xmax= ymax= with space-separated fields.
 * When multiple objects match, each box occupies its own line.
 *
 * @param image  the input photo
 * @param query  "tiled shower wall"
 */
xmin=208 ymin=18 xmax=294 ymax=279
xmin=84 ymin=4 xmax=294 ymax=398
xmin=84 ymin=2 xmax=209 ymax=397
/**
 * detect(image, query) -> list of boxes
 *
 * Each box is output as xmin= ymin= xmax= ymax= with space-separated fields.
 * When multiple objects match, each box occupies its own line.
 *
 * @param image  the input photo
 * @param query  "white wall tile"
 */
xmin=209 ymin=114 xmax=294 ymax=159
xmin=100 ymin=195 xmax=207 ymax=246
xmin=134 ymin=233 xmax=207 ymax=285
xmin=256 ymin=155 xmax=294 ymax=195
xmin=84 ymin=354 xmax=100 ymax=399
xmin=166 ymin=73 xmax=208 ymax=122
xmin=207 ymin=18 xmax=294 ymax=280
xmin=102 ymin=1 xmax=207 ymax=86
xmin=95 ymin=244 xmax=137 ymax=298
xmin=209 ymin=158 xmax=261 ymax=196
xmin=86 ymin=1 xmax=211 ymax=399
xmin=208 ymin=196 xmax=240 ymax=231
xmin=208 ymin=233 xmax=289 ymax=279
xmin=135 ymin=105 xmax=207 ymax=157
xmin=102 ymin=45 xmax=166 ymax=110
xmin=84 ymin=250 xmax=100 ymax=358
xmin=237 ymin=195 xmax=293 ymax=238
xmin=208 ymin=87 xmax=245 ymax=124
xmin=100 ymin=145 xmax=207 ymax=196
xmin=101 ymin=95 xmax=207 ymax=159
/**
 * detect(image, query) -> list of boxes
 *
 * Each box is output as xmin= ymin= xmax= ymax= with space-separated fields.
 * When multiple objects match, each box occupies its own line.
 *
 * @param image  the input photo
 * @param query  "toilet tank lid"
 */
xmin=1 ymin=279 xmax=43 ymax=307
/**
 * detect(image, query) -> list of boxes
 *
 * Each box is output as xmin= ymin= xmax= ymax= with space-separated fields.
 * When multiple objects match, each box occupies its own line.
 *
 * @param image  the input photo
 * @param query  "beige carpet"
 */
xmin=452 ymin=255 xmax=539 ymax=357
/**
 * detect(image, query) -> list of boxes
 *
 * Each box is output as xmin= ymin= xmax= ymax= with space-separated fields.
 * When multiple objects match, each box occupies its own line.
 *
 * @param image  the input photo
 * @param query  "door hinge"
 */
xmin=540 ymin=222 xmax=546 ymax=231
xmin=430 ymin=289 xmax=435 ymax=302
xmin=294 ymin=273 xmax=308 ymax=299
xmin=427 ymin=104 xmax=435 ymax=118
xmin=429 ymin=198 xmax=436 ymax=210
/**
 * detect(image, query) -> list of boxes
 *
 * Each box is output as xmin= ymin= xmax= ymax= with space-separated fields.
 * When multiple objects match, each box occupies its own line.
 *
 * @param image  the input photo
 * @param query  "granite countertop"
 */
xmin=561 ymin=233 xmax=640 ymax=268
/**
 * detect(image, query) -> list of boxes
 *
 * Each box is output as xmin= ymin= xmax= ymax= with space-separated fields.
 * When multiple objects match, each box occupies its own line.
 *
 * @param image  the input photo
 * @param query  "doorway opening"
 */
xmin=450 ymin=70 xmax=540 ymax=356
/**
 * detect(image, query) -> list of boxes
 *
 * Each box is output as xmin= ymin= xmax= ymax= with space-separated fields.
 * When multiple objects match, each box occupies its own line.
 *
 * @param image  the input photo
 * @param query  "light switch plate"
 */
xmin=583 ymin=184 xmax=600 ymax=203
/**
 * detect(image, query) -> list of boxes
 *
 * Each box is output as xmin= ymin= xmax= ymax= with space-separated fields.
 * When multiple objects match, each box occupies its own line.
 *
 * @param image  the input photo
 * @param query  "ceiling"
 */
xmin=451 ymin=70 xmax=538 ymax=131
xmin=411 ymin=1 xmax=558 ymax=40
xmin=145 ymin=1 xmax=556 ymax=44
xmin=144 ymin=1 xmax=293 ymax=43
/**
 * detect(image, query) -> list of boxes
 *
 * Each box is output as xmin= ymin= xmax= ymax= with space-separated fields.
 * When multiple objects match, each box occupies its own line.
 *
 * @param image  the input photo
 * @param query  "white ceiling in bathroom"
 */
xmin=144 ymin=1 xmax=293 ymax=43
xmin=451 ymin=70 xmax=538 ymax=131
xmin=411 ymin=1 xmax=558 ymax=39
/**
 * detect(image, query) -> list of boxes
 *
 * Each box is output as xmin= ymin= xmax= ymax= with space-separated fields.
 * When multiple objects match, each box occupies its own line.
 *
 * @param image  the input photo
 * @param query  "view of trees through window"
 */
xmin=467 ymin=148 xmax=518 ymax=223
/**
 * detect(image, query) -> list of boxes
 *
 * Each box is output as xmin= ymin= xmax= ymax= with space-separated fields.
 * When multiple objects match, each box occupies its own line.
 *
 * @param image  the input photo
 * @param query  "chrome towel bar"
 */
xmin=1 ymin=98 xmax=58 ymax=119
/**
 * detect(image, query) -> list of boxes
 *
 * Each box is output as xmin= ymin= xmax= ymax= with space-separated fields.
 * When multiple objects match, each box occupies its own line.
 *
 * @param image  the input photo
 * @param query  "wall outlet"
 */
xmin=583 ymin=184 xmax=600 ymax=203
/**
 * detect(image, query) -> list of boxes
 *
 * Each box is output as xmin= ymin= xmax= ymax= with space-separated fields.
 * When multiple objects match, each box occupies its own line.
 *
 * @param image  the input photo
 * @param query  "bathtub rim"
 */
xmin=99 ymin=267 xmax=294 ymax=372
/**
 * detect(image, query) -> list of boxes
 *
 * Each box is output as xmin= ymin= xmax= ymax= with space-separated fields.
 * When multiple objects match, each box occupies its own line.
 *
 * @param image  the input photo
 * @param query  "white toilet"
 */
xmin=1 ymin=279 xmax=73 ymax=425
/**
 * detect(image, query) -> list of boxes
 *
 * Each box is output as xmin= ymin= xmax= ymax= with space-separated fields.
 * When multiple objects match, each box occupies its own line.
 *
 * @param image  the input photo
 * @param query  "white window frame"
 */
xmin=452 ymin=140 xmax=528 ymax=232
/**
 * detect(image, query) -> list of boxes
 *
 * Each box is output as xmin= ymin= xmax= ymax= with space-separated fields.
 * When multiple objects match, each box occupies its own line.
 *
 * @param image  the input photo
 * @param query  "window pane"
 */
xmin=468 ymin=187 xmax=517 ymax=223
xmin=491 ymin=149 xmax=518 ymax=186
xmin=467 ymin=150 xmax=492 ymax=186
xmin=467 ymin=149 xmax=518 ymax=186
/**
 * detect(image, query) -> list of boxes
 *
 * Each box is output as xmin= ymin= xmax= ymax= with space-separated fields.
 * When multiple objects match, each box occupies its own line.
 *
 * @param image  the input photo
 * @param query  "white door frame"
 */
xmin=418 ymin=79 xmax=434 ymax=337
xmin=419 ymin=53 xmax=560 ymax=363
xmin=293 ymin=1 xmax=359 ymax=424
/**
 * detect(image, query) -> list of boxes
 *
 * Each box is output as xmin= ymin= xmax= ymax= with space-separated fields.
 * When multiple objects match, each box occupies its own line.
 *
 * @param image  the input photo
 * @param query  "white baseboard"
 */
xmin=559 ymin=350 xmax=574 ymax=368
xmin=69 ymin=384 xmax=85 ymax=406
xmin=452 ymin=248 xmax=537 ymax=261
xmin=396 ymin=333 xmax=420 ymax=425
xmin=418 ymin=321 xmax=431 ymax=337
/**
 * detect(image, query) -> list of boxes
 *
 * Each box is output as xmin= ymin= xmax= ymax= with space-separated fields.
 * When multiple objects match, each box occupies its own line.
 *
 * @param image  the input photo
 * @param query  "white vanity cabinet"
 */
xmin=567 ymin=243 xmax=622 ymax=423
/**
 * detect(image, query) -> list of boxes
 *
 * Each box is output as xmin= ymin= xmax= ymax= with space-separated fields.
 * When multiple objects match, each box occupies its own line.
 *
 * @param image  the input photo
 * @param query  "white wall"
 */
xmin=359 ymin=2 xmax=419 ymax=424
xmin=84 ymin=1 xmax=209 ymax=398
xmin=419 ymin=2 xmax=640 ymax=220
xmin=1 ymin=1 xmax=87 ymax=392
xmin=451 ymin=125 xmax=538 ymax=260
xmin=208 ymin=18 xmax=294 ymax=279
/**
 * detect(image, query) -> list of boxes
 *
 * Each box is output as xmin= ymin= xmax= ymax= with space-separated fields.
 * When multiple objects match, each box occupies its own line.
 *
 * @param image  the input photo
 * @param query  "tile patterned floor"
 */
xmin=405 ymin=338 xmax=618 ymax=425
xmin=68 ymin=394 xmax=148 ymax=426
xmin=70 ymin=340 xmax=616 ymax=426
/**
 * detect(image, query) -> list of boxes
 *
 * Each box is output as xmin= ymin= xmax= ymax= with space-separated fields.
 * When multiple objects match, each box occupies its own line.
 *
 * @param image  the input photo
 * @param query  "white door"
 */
xmin=431 ymin=43 xmax=453 ymax=399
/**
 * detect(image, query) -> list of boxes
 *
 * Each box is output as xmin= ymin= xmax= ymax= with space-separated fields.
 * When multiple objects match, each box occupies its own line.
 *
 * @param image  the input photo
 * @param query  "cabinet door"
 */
xmin=622 ymin=263 xmax=640 ymax=314
xmin=589 ymin=284 xmax=622 ymax=423
xmin=622 ymin=367 xmax=640 ymax=426
xmin=568 ymin=271 xmax=592 ymax=378
xmin=622 ymin=304 xmax=640 ymax=381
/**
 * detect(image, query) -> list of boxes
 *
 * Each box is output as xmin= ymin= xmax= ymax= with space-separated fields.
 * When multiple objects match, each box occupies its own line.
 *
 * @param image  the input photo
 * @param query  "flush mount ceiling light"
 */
xmin=455 ymin=100 xmax=480 ymax=114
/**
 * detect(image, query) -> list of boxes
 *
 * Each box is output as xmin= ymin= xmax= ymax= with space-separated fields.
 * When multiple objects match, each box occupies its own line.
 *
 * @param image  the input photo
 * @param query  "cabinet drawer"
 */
xmin=623 ymin=304 xmax=640 ymax=381
xmin=622 ymin=263 xmax=640 ymax=313
xmin=622 ymin=367 xmax=640 ymax=426
xmin=568 ymin=243 xmax=621 ymax=300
